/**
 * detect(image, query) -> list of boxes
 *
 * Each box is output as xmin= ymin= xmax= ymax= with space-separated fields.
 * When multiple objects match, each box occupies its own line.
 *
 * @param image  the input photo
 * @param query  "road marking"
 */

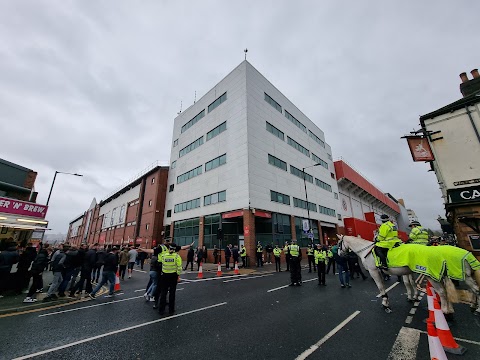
xmin=295 ymin=310 xmax=361 ymax=360
xmin=413 ymin=301 xmax=420 ymax=307
xmin=134 ymin=289 xmax=145 ymax=292
xmin=417 ymin=330 xmax=480 ymax=346
xmin=38 ymin=295 xmax=145 ymax=317
xmin=189 ymin=274 xmax=248 ymax=282
xmin=405 ymin=316 xmax=413 ymax=324
xmin=267 ymin=278 xmax=317 ymax=293
xmin=376 ymin=282 xmax=400 ymax=298
xmin=409 ymin=308 xmax=417 ymax=315
xmin=223 ymin=274 xmax=273 ymax=283
xmin=14 ymin=302 xmax=228 ymax=360
xmin=133 ymin=269 xmax=147 ymax=273
xmin=387 ymin=326 xmax=420 ymax=360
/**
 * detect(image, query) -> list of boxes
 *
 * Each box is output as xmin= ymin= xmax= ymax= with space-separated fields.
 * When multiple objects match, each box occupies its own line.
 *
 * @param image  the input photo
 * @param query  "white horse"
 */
xmin=336 ymin=234 xmax=480 ymax=316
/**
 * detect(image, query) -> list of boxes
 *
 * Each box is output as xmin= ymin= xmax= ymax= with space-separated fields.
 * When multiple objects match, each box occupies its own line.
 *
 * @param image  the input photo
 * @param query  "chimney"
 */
xmin=459 ymin=67 xmax=480 ymax=97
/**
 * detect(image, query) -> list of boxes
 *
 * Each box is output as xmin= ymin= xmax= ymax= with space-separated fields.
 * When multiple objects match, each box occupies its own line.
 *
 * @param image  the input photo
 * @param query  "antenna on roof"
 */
xmin=244 ymin=48 xmax=248 ymax=60
xmin=177 ymin=101 xmax=182 ymax=114
xmin=194 ymin=91 xmax=196 ymax=103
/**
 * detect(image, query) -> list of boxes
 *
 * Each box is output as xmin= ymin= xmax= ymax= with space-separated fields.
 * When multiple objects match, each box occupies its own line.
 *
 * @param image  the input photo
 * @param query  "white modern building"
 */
xmin=163 ymin=61 xmax=340 ymax=259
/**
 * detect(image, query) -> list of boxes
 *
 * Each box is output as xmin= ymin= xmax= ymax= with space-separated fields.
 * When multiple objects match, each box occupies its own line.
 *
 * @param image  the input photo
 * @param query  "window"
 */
xmin=173 ymin=139 xmax=178 ymax=147
xmin=264 ymin=93 xmax=282 ymax=113
xmin=205 ymin=154 xmax=226 ymax=172
xmin=203 ymin=214 xmax=221 ymax=248
xmin=173 ymin=218 xmax=200 ymax=246
xmin=273 ymin=213 xmax=292 ymax=244
xmin=148 ymin=200 xmax=153 ymax=207
xmin=290 ymin=165 xmax=313 ymax=183
xmin=145 ymin=223 xmax=150 ymax=230
xmin=119 ymin=205 xmax=125 ymax=223
xmin=327 ymin=153 xmax=332 ymax=160
xmin=181 ymin=110 xmax=205 ymax=133
xmin=171 ymin=160 xmax=176 ymax=169
xmin=268 ymin=154 xmax=287 ymax=171
xmin=177 ymin=165 xmax=203 ymax=184
xmin=287 ymin=137 xmax=310 ymax=157
xmin=270 ymin=190 xmax=290 ymax=205
xmin=319 ymin=205 xmax=336 ymax=217
xmin=293 ymin=197 xmax=317 ymax=212
xmin=334 ymin=192 xmax=338 ymax=199
xmin=285 ymin=110 xmax=307 ymax=133
xmin=312 ymin=153 xmax=328 ymax=169
xmin=331 ymin=172 xmax=335 ymax=179
xmin=338 ymin=214 xmax=342 ymax=220
xmin=151 ymin=177 xmax=155 ymax=184
xmin=295 ymin=217 xmax=319 ymax=247
xmin=179 ymin=136 xmax=204 ymax=157
xmin=169 ymin=184 xmax=174 ymax=192
xmin=204 ymin=190 xmax=226 ymax=206
xmin=208 ymin=92 xmax=227 ymax=113
xmin=174 ymin=198 xmax=201 ymax=213
xmin=266 ymin=122 xmax=284 ymax=141
xmin=309 ymin=130 xmax=325 ymax=148
xmin=166 ymin=210 xmax=171 ymax=218
xmin=315 ymin=178 xmax=332 ymax=192
xmin=207 ymin=121 xmax=227 ymax=141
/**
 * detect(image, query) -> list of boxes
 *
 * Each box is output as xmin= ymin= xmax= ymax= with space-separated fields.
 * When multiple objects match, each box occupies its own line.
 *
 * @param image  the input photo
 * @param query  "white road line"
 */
xmin=133 ymin=269 xmax=147 ymax=273
xmin=295 ymin=311 xmax=361 ymax=360
xmin=223 ymin=274 xmax=273 ymax=283
xmin=418 ymin=330 xmax=480 ymax=346
xmin=413 ymin=301 xmax=420 ymax=307
xmin=409 ymin=308 xmax=417 ymax=315
xmin=16 ymin=302 xmax=228 ymax=360
xmin=189 ymin=274 xmax=248 ymax=282
xmin=134 ymin=289 xmax=145 ymax=292
xmin=405 ymin=316 xmax=413 ymax=324
xmin=267 ymin=278 xmax=317 ymax=293
xmin=376 ymin=282 xmax=400 ymax=298
xmin=387 ymin=327 xmax=420 ymax=360
xmin=38 ymin=296 xmax=145 ymax=317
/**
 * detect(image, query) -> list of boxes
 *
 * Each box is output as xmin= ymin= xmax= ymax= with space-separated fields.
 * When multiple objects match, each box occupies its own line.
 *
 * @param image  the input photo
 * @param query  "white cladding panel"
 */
xmin=69 ymin=217 xmax=83 ymax=237
xmin=339 ymin=192 xmax=353 ymax=218
xmin=100 ymin=184 xmax=140 ymax=229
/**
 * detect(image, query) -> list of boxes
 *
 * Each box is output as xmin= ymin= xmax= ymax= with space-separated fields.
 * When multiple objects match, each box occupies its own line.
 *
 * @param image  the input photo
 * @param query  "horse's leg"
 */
xmin=370 ymin=267 xmax=392 ymax=313
xmin=465 ymin=267 xmax=480 ymax=315
xmin=430 ymin=279 xmax=454 ymax=317
xmin=408 ymin=274 xmax=419 ymax=300
xmin=403 ymin=275 xmax=414 ymax=301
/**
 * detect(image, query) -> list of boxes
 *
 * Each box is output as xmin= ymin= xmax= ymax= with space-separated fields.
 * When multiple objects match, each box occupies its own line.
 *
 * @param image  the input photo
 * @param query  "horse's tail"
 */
xmin=444 ymin=277 xmax=459 ymax=304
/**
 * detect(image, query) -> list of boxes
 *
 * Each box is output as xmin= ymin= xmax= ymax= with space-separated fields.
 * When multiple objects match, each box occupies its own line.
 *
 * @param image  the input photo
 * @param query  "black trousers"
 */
xmin=275 ymin=256 xmax=281 ymax=271
xmin=290 ymin=258 xmax=301 ymax=284
xmin=233 ymin=257 xmax=239 ymax=267
xmin=256 ymin=254 xmax=263 ymax=267
xmin=27 ymin=272 xmax=43 ymax=297
xmin=285 ymin=256 xmax=291 ymax=271
xmin=317 ymin=262 xmax=326 ymax=284
xmin=184 ymin=259 xmax=194 ymax=270
xmin=326 ymin=258 xmax=335 ymax=274
xmin=119 ymin=265 xmax=127 ymax=279
xmin=308 ymin=255 xmax=316 ymax=272
xmin=69 ymin=268 xmax=93 ymax=295
xmin=159 ymin=273 xmax=178 ymax=313
xmin=241 ymin=256 xmax=247 ymax=268
xmin=374 ymin=246 xmax=389 ymax=268
xmin=225 ymin=256 xmax=231 ymax=269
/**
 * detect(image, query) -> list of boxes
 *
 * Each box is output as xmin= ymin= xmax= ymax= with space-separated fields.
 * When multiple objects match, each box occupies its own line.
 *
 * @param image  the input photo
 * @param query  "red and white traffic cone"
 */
xmin=433 ymin=296 xmax=467 ymax=354
xmin=234 ymin=261 xmax=240 ymax=275
xmin=216 ymin=262 xmax=222 ymax=277
xmin=427 ymin=319 xmax=448 ymax=360
xmin=197 ymin=262 xmax=204 ymax=279
xmin=426 ymin=281 xmax=435 ymax=323
xmin=114 ymin=269 xmax=121 ymax=292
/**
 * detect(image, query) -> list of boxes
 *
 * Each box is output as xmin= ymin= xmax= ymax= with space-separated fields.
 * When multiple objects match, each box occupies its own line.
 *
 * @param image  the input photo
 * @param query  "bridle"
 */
xmin=338 ymin=235 xmax=375 ymax=256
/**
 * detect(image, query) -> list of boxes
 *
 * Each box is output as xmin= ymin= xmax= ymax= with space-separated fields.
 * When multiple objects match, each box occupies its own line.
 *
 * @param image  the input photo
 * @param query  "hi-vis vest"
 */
xmin=288 ymin=244 xmax=300 ymax=257
xmin=161 ymin=252 xmax=181 ymax=275
xmin=376 ymin=221 xmax=402 ymax=249
xmin=257 ymin=245 xmax=263 ymax=253
xmin=314 ymin=249 xmax=327 ymax=264
xmin=273 ymin=248 xmax=282 ymax=257
xmin=240 ymin=246 xmax=247 ymax=257
xmin=307 ymin=247 xmax=314 ymax=256
xmin=409 ymin=226 xmax=429 ymax=245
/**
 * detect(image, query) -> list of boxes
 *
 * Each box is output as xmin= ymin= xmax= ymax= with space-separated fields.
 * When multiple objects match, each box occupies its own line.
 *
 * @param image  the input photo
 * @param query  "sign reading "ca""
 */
xmin=448 ymin=185 xmax=480 ymax=203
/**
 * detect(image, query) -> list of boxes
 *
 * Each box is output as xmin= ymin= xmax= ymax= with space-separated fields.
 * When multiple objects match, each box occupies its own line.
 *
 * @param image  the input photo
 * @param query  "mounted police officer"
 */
xmin=374 ymin=214 xmax=402 ymax=270
xmin=408 ymin=221 xmax=429 ymax=245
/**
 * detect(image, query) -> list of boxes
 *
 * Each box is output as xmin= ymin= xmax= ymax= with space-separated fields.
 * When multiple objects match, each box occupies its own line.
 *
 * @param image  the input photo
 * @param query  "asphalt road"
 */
xmin=1 ymin=266 xmax=479 ymax=360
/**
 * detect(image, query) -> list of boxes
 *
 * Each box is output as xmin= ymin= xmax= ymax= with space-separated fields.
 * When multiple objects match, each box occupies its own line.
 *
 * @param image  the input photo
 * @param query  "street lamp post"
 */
xmin=46 ymin=171 xmax=83 ymax=206
xmin=302 ymin=163 xmax=322 ymax=243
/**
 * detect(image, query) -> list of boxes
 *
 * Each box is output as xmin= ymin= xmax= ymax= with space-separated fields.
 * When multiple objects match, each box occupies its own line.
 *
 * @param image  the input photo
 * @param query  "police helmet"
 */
xmin=409 ymin=221 xmax=421 ymax=227
xmin=380 ymin=214 xmax=389 ymax=222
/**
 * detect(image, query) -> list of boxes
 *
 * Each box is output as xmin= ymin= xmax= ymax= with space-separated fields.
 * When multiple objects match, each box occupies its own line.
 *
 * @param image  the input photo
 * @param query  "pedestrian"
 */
xmin=314 ymin=244 xmax=327 ymax=286
xmin=213 ymin=245 xmax=219 ymax=265
xmin=68 ymin=243 xmax=97 ymax=297
xmin=232 ymin=245 xmax=239 ymax=268
xmin=184 ymin=246 xmax=195 ymax=271
xmin=138 ymin=250 xmax=147 ymax=270
xmin=57 ymin=245 xmax=79 ymax=297
xmin=196 ymin=246 xmax=204 ymax=271
xmin=332 ymin=244 xmax=350 ymax=288
xmin=127 ymin=246 xmax=138 ymax=278
xmin=67 ymin=244 xmax=86 ymax=292
xmin=15 ymin=243 xmax=36 ymax=294
xmin=307 ymin=244 xmax=316 ymax=273
xmin=43 ymin=244 xmax=67 ymax=301
xmin=273 ymin=244 xmax=282 ymax=272
xmin=158 ymin=244 xmax=182 ymax=315
xmin=92 ymin=246 xmax=106 ymax=283
xmin=144 ymin=246 xmax=161 ymax=302
xmin=202 ymin=245 xmax=207 ymax=264
xmin=225 ymin=244 xmax=231 ymax=269
xmin=326 ymin=246 xmax=336 ymax=275
xmin=265 ymin=242 xmax=273 ymax=264
xmin=288 ymin=239 xmax=302 ymax=286
xmin=89 ymin=247 xmax=119 ymax=299
xmin=118 ymin=247 xmax=129 ymax=280
xmin=240 ymin=244 xmax=247 ymax=268
xmin=284 ymin=241 xmax=290 ymax=271
xmin=23 ymin=244 xmax=51 ymax=303
xmin=256 ymin=241 xmax=263 ymax=267
xmin=0 ymin=242 xmax=19 ymax=297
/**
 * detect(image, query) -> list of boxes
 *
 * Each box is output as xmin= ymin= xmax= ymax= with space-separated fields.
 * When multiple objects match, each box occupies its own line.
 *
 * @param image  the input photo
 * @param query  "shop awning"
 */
xmin=0 ymin=222 xmax=49 ymax=231
xmin=320 ymin=222 xmax=337 ymax=228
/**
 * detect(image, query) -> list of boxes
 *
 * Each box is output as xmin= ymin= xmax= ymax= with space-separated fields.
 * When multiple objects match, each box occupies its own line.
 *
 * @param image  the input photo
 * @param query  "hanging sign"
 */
xmin=406 ymin=136 xmax=435 ymax=161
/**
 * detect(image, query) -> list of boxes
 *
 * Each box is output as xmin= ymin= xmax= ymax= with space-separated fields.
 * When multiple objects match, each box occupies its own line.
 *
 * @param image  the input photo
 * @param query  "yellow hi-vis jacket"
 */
xmin=409 ymin=226 xmax=429 ymax=245
xmin=161 ymin=252 xmax=182 ymax=275
xmin=273 ymin=248 xmax=282 ymax=257
xmin=376 ymin=221 xmax=402 ymax=249
xmin=240 ymin=246 xmax=247 ymax=257
xmin=314 ymin=249 xmax=327 ymax=264
xmin=288 ymin=244 xmax=300 ymax=257
xmin=307 ymin=247 xmax=314 ymax=256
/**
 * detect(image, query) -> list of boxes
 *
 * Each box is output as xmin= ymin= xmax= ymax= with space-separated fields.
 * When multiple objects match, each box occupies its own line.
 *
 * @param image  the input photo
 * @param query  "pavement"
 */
xmin=1 ymin=261 xmax=479 ymax=360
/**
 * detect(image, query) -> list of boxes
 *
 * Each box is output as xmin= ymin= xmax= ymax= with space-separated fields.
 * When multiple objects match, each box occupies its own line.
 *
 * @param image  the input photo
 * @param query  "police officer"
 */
xmin=326 ymin=246 xmax=335 ymax=275
xmin=240 ymin=244 xmax=247 ymax=268
xmin=374 ymin=214 xmax=402 ymax=270
xmin=307 ymin=244 xmax=316 ymax=273
xmin=158 ymin=244 xmax=182 ymax=315
xmin=284 ymin=241 xmax=290 ymax=271
xmin=256 ymin=242 xmax=263 ymax=267
xmin=273 ymin=244 xmax=282 ymax=272
xmin=288 ymin=239 xmax=302 ymax=286
xmin=408 ymin=221 xmax=429 ymax=245
xmin=314 ymin=244 xmax=327 ymax=285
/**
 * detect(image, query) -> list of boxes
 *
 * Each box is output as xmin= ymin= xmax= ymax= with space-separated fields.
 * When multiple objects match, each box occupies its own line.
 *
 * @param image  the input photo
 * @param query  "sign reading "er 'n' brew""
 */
xmin=0 ymin=196 xmax=48 ymax=219
xmin=448 ymin=185 xmax=480 ymax=204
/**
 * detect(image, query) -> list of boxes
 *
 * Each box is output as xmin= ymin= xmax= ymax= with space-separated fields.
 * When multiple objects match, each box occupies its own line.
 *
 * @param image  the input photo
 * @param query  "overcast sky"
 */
xmin=1 ymin=1 xmax=479 ymax=234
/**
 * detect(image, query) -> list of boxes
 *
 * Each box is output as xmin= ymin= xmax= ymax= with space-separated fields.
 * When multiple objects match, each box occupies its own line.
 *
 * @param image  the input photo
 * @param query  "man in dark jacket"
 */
xmin=15 ymin=244 xmax=36 ymax=294
xmin=69 ymin=244 xmax=97 ymax=297
xmin=89 ymin=247 xmax=119 ymax=299
xmin=184 ymin=246 xmax=195 ymax=271
xmin=0 ymin=243 xmax=19 ymax=297
xmin=23 ymin=244 xmax=51 ymax=303
xmin=93 ymin=247 xmax=106 ymax=282
xmin=224 ymin=244 xmax=232 ymax=269
xmin=57 ymin=246 xmax=79 ymax=297
xmin=232 ymin=245 xmax=239 ymax=267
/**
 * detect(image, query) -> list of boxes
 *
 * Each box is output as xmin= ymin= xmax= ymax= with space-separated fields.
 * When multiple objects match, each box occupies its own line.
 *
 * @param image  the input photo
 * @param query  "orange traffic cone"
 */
xmin=234 ymin=261 xmax=239 ymax=275
xmin=427 ymin=319 xmax=448 ymax=360
xmin=426 ymin=281 xmax=435 ymax=323
xmin=114 ymin=269 xmax=121 ymax=292
xmin=216 ymin=262 xmax=222 ymax=277
xmin=433 ymin=296 xmax=467 ymax=354
xmin=197 ymin=262 xmax=204 ymax=279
